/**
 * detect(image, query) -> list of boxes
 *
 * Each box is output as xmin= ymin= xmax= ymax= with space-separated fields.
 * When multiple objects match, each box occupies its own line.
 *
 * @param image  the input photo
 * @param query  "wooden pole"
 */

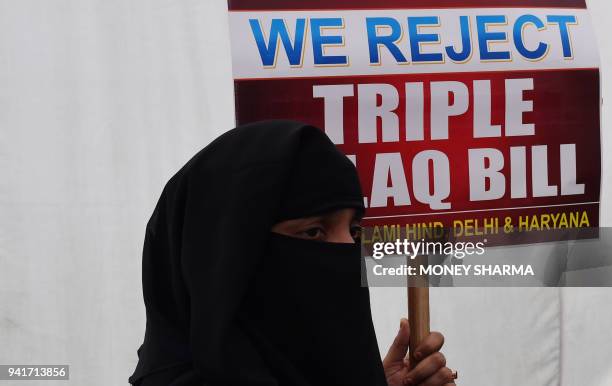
xmin=408 ymin=254 xmax=430 ymax=365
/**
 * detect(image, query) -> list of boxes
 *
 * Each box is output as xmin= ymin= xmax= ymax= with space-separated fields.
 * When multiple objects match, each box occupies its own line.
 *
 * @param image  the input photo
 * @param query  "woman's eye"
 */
xmin=299 ymin=227 xmax=325 ymax=239
xmin=350 ymin=225 xmax=362 ymax=240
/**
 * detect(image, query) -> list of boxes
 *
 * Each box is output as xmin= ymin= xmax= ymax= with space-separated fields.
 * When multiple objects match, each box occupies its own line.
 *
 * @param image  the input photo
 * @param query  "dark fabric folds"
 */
xmin=129 ymin=120 xmax=385 ymax=386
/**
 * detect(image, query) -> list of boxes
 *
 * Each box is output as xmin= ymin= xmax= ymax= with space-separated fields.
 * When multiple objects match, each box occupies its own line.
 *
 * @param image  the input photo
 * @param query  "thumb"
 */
xmin=383 ymin=318 xmax=410 ymax=365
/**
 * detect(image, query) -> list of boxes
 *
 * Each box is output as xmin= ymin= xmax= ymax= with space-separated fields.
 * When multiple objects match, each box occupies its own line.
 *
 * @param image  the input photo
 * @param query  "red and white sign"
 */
xmin=227 ymin=0 xmax=601 ymax=240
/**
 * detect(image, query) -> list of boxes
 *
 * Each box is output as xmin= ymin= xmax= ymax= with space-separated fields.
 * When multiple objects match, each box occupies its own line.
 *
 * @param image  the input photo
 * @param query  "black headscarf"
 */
xmin=129 ymin=120 xmax=387 ymax=386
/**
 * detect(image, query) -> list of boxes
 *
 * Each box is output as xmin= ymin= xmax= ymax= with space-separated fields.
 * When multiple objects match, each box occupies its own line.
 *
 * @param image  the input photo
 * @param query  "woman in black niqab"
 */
xmin=129 ymin=120 xmax=453 ymax=386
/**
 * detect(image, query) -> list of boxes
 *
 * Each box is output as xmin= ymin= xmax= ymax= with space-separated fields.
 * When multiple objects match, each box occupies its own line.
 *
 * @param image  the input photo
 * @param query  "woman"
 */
xmin=129 ymin=120 xmax=456 ymax=386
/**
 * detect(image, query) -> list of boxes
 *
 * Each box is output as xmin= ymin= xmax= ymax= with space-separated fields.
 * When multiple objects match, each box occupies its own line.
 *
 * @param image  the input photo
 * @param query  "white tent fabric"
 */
xmin=1 ymin=1 xmax=611 ymax=385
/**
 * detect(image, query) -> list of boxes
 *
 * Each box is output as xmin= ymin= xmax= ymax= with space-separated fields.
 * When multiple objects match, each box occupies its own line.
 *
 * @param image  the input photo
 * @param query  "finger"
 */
xmin=412 ymin=331 xmax=444 ymax=362
xmin=420 ymin=367 xmax=454 ymax=386
xmin=383 ymin=318 xmax=410 ymax=365
xmin=403 ymin=352 xmax=446 ymax=384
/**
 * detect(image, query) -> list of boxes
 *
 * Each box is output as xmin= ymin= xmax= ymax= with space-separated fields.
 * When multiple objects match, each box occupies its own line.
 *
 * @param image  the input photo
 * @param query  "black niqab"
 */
xmin=129 ymin=120 xmax=386 ymax=386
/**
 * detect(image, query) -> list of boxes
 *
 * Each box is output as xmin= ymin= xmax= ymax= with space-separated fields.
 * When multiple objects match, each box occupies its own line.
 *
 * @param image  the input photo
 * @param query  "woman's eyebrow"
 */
xmin=298 ymin=215 xmax=325 ymax=224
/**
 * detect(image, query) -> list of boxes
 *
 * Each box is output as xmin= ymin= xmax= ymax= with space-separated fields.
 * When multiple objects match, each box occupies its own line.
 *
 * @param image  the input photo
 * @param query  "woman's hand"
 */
xmin=383 ymin=318 xmax=456 ymax=386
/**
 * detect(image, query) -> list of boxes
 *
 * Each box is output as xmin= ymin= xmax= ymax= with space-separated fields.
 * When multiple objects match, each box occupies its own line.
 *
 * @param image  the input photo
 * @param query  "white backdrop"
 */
xmin=1 ymin=1 xmax=611 ymax=385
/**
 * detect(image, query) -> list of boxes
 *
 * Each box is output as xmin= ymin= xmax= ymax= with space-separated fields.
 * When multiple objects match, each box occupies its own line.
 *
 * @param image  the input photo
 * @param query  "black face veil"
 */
xmin=129 ymin=120 xmax=387 ymax=386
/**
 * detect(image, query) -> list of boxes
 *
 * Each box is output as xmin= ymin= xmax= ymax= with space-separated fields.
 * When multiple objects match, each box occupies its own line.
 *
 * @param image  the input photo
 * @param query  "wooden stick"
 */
xmin=408 ymin=286 xmax=430 ymax=362
xmin=408 ymin=255 xmax=430 ymax=365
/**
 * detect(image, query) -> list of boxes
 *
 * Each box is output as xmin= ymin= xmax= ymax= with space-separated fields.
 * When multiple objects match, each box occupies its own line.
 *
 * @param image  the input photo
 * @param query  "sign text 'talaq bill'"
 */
xmin=227 ymin=0 xmax=601 ymax=244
